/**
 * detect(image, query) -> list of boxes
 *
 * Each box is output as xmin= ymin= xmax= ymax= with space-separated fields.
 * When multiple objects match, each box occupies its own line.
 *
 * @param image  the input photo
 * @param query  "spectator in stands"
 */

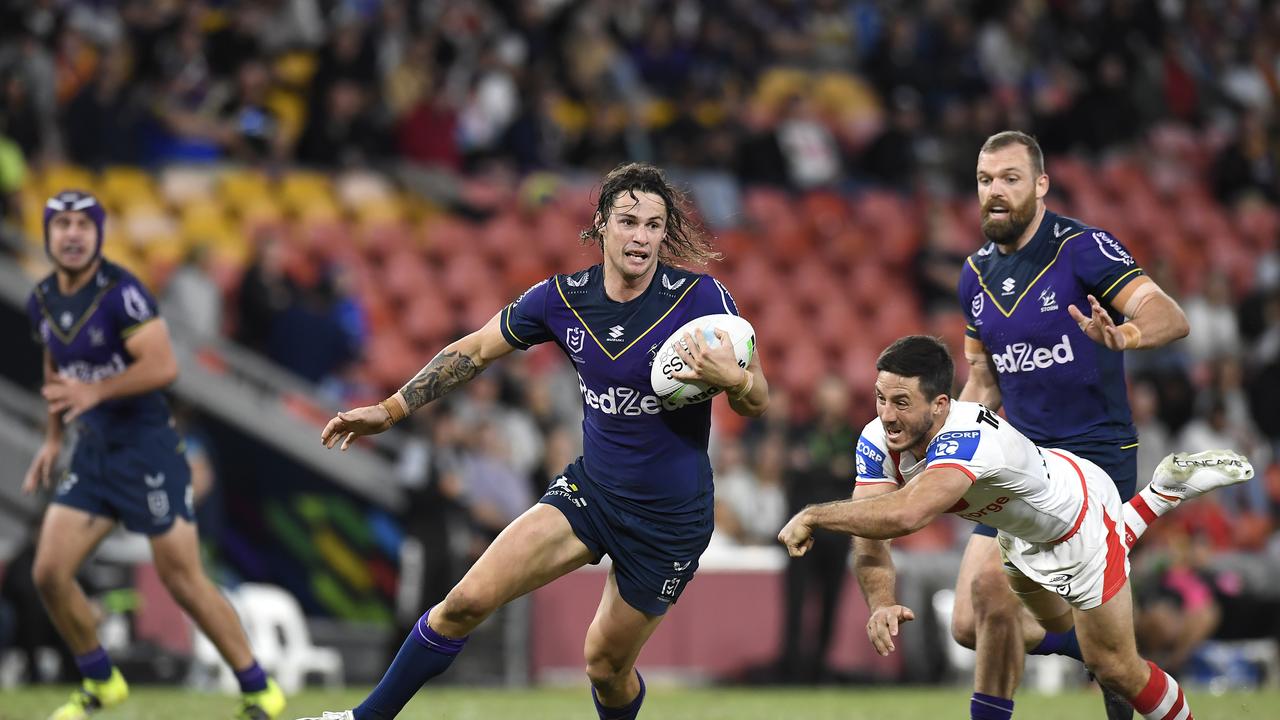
xmin=1134 ymin=528 xmax=1222 ymax=676
xmin=1212 ymin=109 xmax=1279 ymax=205
xmin=295 ymin=78 xmax=387 ymax=168
xmin=714 ymin=435 xmax=786 ymax=547
xmin=64 ymin=40 xmax=146 ymax=169
xmin=1182 ymin=270 xmax=1243 ymax=365
xmin=777 ymin=376 xmax=857 ymax=683
xmin=163 ymin=245 xmax=223 ymax=338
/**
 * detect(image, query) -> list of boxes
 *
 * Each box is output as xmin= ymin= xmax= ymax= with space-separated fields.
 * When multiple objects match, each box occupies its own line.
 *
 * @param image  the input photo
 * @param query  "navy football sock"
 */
xmin=233 ymin=660 xmax=268 ymax=693
xmin=355 ymin=608 xmax=467 ymax=720
xmin=1030 ymin=627 xmax=1083 ymax=661
xmin=75 ymin=646 xmax=113 ymax=682
xmin=592 ymin=670 xmax=646 ymax=720
xmin=970 ymin=692 xmax=1014 ymax=720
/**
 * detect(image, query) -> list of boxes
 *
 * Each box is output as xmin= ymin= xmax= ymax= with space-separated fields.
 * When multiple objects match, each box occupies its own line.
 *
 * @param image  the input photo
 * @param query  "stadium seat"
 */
xmin=39 ymin=164 xmax=94 ymax=196
xmin=160 ymin=166 xmax=217 ymax=205
xmin=189 ymin=583 xmax=343 ymax=694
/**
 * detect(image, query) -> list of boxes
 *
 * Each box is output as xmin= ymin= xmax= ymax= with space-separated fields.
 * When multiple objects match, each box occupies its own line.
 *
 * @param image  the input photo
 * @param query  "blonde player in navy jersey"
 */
xmin=300 ymin=163 xmax=768 ymax=720
xmin=954 ymin=131 xmax=1191 ymax=720
xmin=780 ymin=336 xmax=1250 ymax=720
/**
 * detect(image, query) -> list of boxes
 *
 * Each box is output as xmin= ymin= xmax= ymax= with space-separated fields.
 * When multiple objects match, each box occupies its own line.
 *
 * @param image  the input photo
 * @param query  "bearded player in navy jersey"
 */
xmin=23 ymin=191 xmax=285 ymax=720
xmin=302 ymin=163 xmax=768 ymax=720
xmin=942 ymin=132 xmax=1191 ymax=720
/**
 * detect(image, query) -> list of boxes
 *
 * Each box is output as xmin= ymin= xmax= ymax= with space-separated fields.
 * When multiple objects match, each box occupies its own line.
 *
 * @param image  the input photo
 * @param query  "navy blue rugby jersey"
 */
xmin=958 ymin=210 xmax=1144 ymax=448
xmin=27 ymin=260 xmax=172 ymax=439
xmin=500 ymin=263 xmax=741 ymax=519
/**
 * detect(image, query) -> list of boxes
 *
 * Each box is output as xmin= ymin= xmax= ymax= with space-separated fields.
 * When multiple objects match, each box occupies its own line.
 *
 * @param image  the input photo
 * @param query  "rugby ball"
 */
xmin=650 ymin=313 xmax=756 ymax=406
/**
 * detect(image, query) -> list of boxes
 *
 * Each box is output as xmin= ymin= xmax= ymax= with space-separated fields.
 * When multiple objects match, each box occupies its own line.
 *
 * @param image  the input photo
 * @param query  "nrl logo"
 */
xmin=661 ymin=274 xmax=686 ymax=291
xmin=566 ymin=327 xmax=585 ymax=354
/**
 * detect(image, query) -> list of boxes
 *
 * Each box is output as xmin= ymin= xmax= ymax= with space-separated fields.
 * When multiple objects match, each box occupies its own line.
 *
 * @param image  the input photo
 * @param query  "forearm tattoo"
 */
xmin=399 ymin=350 xmax=481 ymax=411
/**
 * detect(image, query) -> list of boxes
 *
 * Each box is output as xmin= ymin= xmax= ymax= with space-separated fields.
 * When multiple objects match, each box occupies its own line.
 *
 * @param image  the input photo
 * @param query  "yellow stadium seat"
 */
xmin=40 ymin=165 xmax=95 ymax=197
xmin=240 ymin=196 xmax=286 ymax=228
xmin=98 ymin=166 xmax=156 ymax=208
xmin=280 ymin=171 xmax=333 ymax=210
xmin=180 ymin=200 xmax=235 ymax=239
xmin=218 ymin=169 xmax=271 ymax=209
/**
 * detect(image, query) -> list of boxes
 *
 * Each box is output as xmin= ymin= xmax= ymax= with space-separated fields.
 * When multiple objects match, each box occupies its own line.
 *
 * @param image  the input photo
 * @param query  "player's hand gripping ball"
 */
xmin=650 ymin=313 xmax=755 ymax=407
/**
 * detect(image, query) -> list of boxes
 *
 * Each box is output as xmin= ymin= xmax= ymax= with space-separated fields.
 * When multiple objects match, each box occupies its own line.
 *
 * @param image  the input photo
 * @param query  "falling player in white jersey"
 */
xmin=778 ymin=336 xmax=1251 ymax=720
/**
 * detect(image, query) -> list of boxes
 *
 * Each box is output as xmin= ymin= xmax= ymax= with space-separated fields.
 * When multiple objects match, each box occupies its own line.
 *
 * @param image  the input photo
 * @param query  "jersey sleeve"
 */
xmin=855 ymin=420 xmax=899 ymax=487
xmin=924 ymin=425 xmax=997 ymax=483
xmin=26 ymin=293 xmax=46 ymax=346
xmin=1071 ymin=229 xmax=1145 ymax=305
xmin=498 ymin=278 xmax=554 ymax=350
xmin=958 ymin=261 xmax=982 ymax=340
xmin=109 ymin=275 xmax=161 ymax=340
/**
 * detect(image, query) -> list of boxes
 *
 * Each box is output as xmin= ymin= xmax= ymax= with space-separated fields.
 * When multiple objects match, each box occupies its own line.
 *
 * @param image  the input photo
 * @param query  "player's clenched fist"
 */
xmin=777 ymin=510 xmax=816 ymax=557
xmin=866 ymin=604 xmax=915 ymax=656
xmin=321 ymin=404 xmax=395 ymax=450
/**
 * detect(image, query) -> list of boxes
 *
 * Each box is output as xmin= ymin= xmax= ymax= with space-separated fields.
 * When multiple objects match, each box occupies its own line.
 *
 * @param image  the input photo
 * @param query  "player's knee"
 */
xmin=1087 ymin=655 xmax=1143 ymax=696
xmin=584 ymin=652 xmax=629 ymax=690
xmin=970 ymin=569 xmax=1019 ymax=624
xmin=31 ymin=556 xmax=73 ymax=599
xmin=157 ymin=564 xmax=205 ymax=606
xmin=950 ymin=609 xmax=977 ymax=650
xmin=438 ymin=584 xmax=497 ymax=630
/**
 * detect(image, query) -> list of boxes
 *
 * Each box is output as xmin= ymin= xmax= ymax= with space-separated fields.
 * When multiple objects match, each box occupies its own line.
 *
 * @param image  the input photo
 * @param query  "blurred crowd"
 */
xmin=2 ymin=0 xmax=1280 ymax=683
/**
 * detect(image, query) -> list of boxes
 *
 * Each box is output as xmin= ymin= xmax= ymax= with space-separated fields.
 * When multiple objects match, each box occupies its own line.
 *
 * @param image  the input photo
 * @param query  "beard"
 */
xmin=981 ymin=193 xmax=1038 ymax=245
xmin=882 ymin=412 xmax=936 ymax=453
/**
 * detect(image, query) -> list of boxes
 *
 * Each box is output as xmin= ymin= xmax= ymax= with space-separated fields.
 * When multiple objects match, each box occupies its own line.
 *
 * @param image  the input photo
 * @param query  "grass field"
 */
xmin=2 ymin=686 xmax=1277 ymax=720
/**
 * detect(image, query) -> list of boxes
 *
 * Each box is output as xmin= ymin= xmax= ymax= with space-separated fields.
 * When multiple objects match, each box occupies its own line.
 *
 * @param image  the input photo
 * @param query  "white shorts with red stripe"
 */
xmin=997 ymin=456 xmax=1130 ymax=610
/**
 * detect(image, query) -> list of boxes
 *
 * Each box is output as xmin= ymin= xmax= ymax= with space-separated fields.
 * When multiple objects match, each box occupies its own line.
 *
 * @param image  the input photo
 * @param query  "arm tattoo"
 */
xmin=399 ymin=350 xmax=481 ymax=411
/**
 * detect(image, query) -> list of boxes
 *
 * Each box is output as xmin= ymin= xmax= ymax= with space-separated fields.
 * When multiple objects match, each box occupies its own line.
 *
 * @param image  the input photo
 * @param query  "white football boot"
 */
xmin=295 ymin=712 xmax=353 ymax=720
xmin=1150 ymin=449 xmax=1254 ymax=501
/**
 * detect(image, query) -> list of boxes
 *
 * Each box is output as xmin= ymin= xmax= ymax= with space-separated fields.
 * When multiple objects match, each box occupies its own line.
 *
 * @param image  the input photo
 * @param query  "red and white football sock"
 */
xmin=1130 ymin=660 xmax=1191 ymax=720
xmin=1122 ymin=486 xmax=1181 ymax=549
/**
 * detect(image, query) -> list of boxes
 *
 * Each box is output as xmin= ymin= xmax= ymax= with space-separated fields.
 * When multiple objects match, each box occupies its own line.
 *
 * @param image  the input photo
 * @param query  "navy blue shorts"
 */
xmin=539 ymin=460 xmax=713 ymax=616
xmin=974 ymin=441 xmax=1138 ymax=538
xmin=54 ymin=424 xmax=194 ymax=536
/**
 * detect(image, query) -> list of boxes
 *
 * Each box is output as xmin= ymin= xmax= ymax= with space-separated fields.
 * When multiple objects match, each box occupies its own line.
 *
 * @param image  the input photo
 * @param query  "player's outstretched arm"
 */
xmin=322 ymin=312 xmax=516 ymax=450
xmin=778 ymin=466 xmax=970 ymax=550
xmin=24 ymin=350 xmax=66 ymax=493
xmin=42 ymin=319 xmax=178 ymax=423
xmin=958 ymin=336 xmax=1001 ymax=411
xmin=850 ymin=482 xmax=917 ymax=656
xmin=1067 ymin=277 xmax=1189 ymax=351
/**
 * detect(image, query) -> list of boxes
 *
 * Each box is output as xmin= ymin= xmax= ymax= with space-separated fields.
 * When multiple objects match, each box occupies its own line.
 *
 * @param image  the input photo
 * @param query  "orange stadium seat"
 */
xmin=98 ymin=166 xmax=157 ymax=210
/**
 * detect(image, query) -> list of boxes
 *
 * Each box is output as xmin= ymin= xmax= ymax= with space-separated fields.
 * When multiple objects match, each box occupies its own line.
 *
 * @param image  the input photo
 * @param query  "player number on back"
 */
xmin=977 ymin=407 xmax=1000 ymax=429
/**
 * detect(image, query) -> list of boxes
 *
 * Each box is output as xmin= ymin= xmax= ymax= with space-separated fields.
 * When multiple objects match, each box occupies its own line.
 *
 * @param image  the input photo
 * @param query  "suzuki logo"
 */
xmin=608 ymin=325 xmax=625 ymax=341
xmin=1001 ymin=278 xmax=1016 ymax=295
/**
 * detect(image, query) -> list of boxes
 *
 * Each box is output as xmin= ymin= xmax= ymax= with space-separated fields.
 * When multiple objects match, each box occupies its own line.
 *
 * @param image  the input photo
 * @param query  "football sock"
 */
xmin=1130 ymin=661 xmax=1191 ymax=720
xmin=970 ymin=692 xmax=1014 ymax=720
xmin=1029 ymin=627 xmax=1083 ymax=661
xmin=75 ymin=646 xmax=113 ymax=682
xmin=1123 ymin=486 xmax=1180 ymax=549
xmin=593 ymin=670 xmax=645 ymax=720
xmin=234 ymin=660 xmax=269 ymax=693
xmin=355 ymin=607 xmax=467 ymax=720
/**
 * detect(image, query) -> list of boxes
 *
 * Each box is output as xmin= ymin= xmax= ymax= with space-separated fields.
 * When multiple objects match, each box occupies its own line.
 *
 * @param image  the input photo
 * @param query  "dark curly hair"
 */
xmin=579 ymin=162 xmax=721 ymax=266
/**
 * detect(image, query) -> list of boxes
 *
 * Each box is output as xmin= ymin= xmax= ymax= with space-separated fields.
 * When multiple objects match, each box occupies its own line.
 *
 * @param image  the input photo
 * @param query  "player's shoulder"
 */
xmin=554 ymin=263 xmax=602 ymax=290
xmin=925 ymin=401 xmax=996 ymax=463
xmin=855 ymin=417 xmax=891 ymax=478
xmin=1051 ymin=212 xmax=1130 ymax=258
